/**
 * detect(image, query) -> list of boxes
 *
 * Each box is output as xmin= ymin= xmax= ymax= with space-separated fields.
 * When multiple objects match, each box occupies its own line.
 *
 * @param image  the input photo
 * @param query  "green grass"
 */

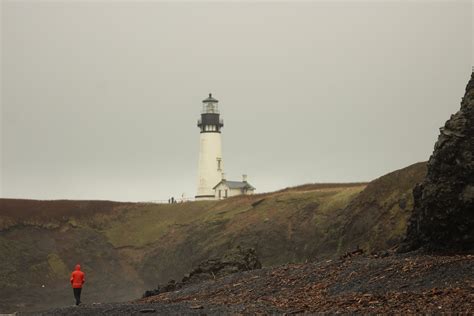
xmin=102 ymin=184 xmax=367 ymax=251
xmin=47 ymin=253 xmax=69 ymax=278
xmin=102 ymin=201 xmax=217 ymax=248
xmin=318 ymin=186 xmax=365 ymax=214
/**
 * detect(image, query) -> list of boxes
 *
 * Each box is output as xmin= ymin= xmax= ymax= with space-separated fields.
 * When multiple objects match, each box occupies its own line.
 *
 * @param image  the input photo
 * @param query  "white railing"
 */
xmin=144 ymin=197 xmax=196 ymax=204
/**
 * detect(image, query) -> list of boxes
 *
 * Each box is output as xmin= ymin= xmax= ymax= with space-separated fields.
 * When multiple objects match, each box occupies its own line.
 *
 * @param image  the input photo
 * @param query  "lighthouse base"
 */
xmin=195 ymin=194 xmax=216 ymax=200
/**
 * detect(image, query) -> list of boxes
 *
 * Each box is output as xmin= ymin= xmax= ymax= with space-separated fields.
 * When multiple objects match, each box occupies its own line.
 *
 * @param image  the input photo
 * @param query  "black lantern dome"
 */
xmin=198 ymin=93 xmax=224 ymax=133
xmin=202 ymin=93 xmax=219 ymax=103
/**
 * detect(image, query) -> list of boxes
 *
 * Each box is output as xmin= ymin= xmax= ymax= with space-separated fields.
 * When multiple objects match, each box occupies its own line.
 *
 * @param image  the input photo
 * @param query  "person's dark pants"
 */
xmin=73 ymin=288 xmax=82 ymax=305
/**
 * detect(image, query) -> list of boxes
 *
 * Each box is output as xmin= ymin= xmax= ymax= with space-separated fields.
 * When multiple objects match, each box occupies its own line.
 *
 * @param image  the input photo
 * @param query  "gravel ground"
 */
xmin=29 ymin=250 xmax=474 ymax=315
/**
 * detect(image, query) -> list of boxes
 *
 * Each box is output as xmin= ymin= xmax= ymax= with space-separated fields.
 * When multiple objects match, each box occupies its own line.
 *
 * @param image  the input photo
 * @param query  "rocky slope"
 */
xmin=403 ymin=71 xmax=474 ymax=251
xmin=0 ymin=163 xmax=426 ymax=313
xmin=138 ymin=251 xmax=473 ymax=314
xmin=143 ymin=247 xmax=261 ymax=297
xmin=33 ymin=251 xmax=474 ymax=315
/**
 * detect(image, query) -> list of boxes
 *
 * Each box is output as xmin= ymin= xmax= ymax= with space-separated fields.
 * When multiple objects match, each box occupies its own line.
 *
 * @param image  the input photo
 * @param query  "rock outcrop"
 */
xmin=402 ymin=71 xmax=474 ymax=251
xmin=143 ymin=247 xmax=261 ymax=297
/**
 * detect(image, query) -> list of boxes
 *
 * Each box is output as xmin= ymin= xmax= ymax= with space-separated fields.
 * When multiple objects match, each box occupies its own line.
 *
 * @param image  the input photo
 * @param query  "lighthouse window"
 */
xmin=205 ymin=104 xmax=217 ymax=113
xmin=217 ymin=158 xmax=222 ymax=171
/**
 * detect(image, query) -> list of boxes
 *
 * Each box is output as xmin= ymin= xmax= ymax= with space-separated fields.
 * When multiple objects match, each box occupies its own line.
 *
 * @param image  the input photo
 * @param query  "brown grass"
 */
xmin=0 ymin=199 xmax=132 ymax=220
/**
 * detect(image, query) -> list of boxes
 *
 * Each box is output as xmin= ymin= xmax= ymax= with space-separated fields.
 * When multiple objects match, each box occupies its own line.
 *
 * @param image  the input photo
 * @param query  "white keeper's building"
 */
xmin=195 ymin=94 xmax=255 ymax=200
xmin=213 ymin=174 xmax=256 ymax=200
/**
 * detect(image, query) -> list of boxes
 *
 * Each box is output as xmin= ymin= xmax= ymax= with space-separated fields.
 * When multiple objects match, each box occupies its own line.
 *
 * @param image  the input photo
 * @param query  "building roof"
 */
xmin=213 ymin=180 xmax=256 ymax=190
xmin=203 ymin=93 xmax=219 ymax=103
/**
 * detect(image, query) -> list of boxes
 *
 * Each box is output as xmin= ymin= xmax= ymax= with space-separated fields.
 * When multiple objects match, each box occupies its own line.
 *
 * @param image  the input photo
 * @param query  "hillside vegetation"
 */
xmin=0 ymin=162 xmax=426 ymax=313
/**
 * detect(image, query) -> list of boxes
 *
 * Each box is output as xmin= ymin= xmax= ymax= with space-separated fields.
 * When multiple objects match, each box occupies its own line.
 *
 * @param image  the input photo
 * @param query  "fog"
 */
xmin=1 ymin=1 xmax=473 ymax=201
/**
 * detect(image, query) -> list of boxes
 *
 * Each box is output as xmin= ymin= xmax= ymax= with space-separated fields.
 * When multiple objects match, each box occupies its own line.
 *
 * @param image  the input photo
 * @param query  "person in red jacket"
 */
xmin=70 ymin=264 xmax=85 ymax=306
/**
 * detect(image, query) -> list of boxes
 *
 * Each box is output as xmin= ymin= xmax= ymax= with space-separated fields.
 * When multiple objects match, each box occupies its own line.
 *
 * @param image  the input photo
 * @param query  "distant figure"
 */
xmin=70 ymin=264 xmax=85 ymax=306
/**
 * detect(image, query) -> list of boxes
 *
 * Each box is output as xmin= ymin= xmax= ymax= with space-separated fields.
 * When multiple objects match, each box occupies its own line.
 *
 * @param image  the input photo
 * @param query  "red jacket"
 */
xmin=70 ymin=264 xmax=85 ymax=289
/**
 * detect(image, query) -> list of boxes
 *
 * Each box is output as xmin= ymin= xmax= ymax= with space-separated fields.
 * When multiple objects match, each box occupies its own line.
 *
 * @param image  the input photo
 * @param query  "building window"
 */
xmin=225 ymin=189 xmax=228 ymax=198
xmin=218 ymin=190 xmax=222 ymax=198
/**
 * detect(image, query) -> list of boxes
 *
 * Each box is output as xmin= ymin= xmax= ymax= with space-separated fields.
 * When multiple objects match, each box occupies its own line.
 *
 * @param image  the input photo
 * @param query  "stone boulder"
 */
xmin=401 ymin=71 xmax=474 ymax=251
xmin=143 ymin=247 xmax=261 ymax=297
xmin=183 ymin=246 xmax=261 ymax=284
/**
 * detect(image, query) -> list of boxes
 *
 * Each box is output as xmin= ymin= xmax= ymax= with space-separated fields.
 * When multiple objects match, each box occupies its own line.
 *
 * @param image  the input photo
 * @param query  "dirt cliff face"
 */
xmin=403 ymin=71 xmax=474 ymax=251
xmin=340 ymin=162 xmax=427 ymax=253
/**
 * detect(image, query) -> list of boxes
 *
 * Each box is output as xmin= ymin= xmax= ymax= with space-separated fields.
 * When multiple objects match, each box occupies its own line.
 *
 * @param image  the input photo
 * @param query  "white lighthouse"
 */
xmin=195 ymin=93 xmax=225 ymax=200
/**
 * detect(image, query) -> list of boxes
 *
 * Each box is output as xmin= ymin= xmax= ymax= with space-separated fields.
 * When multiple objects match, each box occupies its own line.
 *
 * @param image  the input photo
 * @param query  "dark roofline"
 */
xmin=213 ymin=180 xmax=256 ymax=190
xmin=202 ymin=93 xmax=219 ymax=103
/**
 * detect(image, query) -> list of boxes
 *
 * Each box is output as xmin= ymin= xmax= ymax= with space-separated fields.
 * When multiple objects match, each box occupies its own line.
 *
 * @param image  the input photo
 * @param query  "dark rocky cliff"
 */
xmin=403 ymin=71 xmax=474 ymax=251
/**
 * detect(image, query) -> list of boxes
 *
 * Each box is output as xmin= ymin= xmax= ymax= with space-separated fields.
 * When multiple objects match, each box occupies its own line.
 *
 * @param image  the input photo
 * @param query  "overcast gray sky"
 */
xmin=1 ymin=0 xmax=473 ymax=202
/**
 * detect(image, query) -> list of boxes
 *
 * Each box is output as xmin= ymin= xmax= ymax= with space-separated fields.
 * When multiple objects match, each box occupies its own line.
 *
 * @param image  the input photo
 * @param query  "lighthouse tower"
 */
xmin=196 ymin=93 xmax=224 ymax=200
